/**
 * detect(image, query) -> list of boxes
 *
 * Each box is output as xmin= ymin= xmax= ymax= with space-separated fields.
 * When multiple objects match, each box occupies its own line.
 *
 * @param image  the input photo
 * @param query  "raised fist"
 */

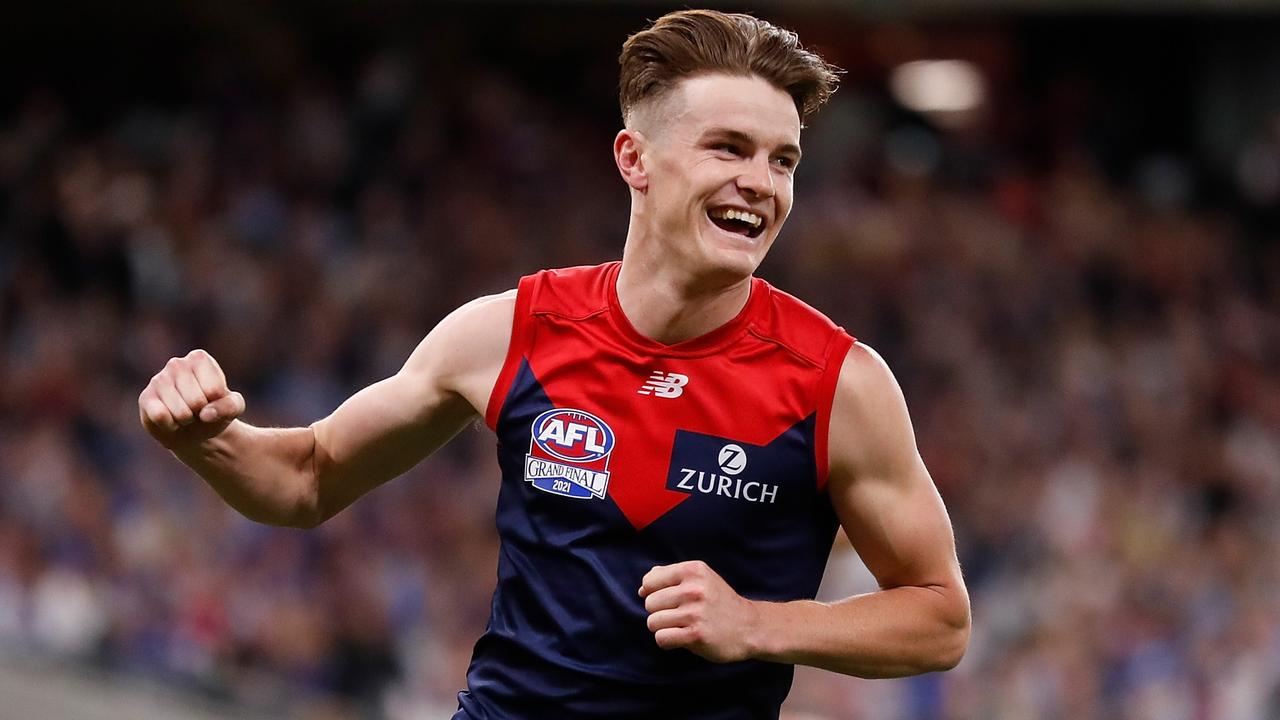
xmin=138 ymin=349 xmax=245 ymax=447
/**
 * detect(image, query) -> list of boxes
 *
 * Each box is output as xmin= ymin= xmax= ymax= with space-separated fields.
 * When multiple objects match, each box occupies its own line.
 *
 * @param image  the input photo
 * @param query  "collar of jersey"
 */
xmin=604 ymin=261 xmax=767 ymax=358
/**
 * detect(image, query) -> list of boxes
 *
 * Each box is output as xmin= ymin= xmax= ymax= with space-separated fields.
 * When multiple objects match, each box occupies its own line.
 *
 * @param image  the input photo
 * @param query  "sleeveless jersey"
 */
xmin=455 ymin=262 xmax=855 ymax=719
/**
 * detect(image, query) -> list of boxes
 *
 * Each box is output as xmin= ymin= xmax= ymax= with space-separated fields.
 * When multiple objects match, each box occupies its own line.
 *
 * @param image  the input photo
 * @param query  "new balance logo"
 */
xmin=637 ymin=371 xmax=689 ymax=398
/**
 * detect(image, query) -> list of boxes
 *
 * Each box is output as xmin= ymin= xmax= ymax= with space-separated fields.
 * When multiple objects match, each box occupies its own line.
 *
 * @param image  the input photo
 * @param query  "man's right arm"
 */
xmin=137 ymin=291 xmax=515 ymax=528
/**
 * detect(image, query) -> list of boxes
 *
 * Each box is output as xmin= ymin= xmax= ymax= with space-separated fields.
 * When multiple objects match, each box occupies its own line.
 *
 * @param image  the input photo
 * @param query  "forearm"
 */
xmin=171 ymin=420 xmax=319 ymax=528
xmin=748 ymin=584 xmax=970 ymax=678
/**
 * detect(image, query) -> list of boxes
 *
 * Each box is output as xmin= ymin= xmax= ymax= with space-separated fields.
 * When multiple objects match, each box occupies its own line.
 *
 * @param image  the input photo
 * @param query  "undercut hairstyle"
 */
xmin=619 ymin=9 xmax=840 ymax=127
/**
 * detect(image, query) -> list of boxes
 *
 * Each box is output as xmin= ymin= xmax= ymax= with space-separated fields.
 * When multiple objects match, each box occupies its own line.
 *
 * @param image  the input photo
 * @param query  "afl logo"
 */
xmin=532 ymin=409 xmax=615 ymax=462
xmin=526 ymin=408 xmax=616 ymax=500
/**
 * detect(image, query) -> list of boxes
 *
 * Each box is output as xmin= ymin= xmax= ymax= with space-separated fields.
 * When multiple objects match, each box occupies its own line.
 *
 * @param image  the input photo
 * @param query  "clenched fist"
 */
xmin=138 ymin=349 xmax=245 ymax=448
xmin=639 ymin=560 xmax=761 ymax=664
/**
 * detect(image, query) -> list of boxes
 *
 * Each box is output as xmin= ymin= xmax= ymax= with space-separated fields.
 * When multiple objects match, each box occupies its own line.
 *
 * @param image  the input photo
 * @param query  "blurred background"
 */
xmin=1 ymin=1 xmax=1279 ymax=718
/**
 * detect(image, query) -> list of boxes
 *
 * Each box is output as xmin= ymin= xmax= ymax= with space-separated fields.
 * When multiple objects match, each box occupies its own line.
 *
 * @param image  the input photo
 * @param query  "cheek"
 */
xmin=776 ymin=181 xmax=795 ymax=217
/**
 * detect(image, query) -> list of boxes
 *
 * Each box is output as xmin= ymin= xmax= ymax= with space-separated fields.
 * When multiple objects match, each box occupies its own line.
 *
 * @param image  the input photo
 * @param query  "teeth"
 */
xmin=711 ymin=208 xmax=763 ymax=228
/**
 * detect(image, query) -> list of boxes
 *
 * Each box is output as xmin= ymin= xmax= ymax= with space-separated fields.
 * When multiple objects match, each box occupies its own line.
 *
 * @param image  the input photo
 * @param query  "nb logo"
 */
xmin=637 ymin=371 xmax=689 ymax=399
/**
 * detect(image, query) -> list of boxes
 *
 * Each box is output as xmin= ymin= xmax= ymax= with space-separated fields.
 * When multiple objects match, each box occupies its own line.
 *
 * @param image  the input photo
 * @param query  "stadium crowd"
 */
xmin=1 ymin=25 xmax=1279 ymax=720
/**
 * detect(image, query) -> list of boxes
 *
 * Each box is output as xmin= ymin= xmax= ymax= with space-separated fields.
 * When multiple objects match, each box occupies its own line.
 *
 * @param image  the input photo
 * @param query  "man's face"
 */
xmin=632 ymin=73 xmax=802 ymax=280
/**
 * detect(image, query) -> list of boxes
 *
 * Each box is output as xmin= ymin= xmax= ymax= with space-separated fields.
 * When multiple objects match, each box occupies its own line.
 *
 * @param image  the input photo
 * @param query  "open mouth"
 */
xmin=707 ymin=207 xmax=765 ymax=239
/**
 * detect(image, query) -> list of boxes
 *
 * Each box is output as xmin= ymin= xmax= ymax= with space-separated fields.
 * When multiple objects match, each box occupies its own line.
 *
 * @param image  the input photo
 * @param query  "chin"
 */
xmin=698 ymin=240 xmax=769 ymax=281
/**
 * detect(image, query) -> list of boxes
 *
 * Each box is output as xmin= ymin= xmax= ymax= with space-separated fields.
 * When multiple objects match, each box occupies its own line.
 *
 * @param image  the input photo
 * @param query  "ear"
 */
xmin=614 ymin=129 xmax=648 ymax=192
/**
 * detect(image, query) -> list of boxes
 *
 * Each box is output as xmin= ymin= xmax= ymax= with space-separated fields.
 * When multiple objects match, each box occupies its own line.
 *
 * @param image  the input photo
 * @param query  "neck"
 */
xmin=616 ymin=236 xmax=753 ymax=345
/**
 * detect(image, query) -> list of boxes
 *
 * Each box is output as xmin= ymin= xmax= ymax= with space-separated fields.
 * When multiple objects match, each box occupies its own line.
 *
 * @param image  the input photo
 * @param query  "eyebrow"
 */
xmin=703 ymin=127 xmax=802 ymax=161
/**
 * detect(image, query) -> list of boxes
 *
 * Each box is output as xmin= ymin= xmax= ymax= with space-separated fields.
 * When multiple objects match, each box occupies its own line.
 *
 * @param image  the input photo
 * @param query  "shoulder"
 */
xmin=424 ymin=260 xmax=615 ymax=373
xmin=829 ymin=341 xmax=919 ymax=478
xmin=751 ymin=279 xmax=852 ymax=368
xmin=456 ymin=288 xmax=518 ymax=319
xmin=836 ymin=342 xmax=898 ymax=397
xmin=432 ymin=289 xmax=517 ymax=347
xmin=400 ymin=290 xmax=516 ymax=405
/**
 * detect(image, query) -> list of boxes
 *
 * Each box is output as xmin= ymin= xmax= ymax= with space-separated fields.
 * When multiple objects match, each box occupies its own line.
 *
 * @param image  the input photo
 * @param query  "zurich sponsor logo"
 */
xmin=525 ymin=408 xmax=615 ymax=500
xmin=668 ymin=435 xmax=779 ymax=504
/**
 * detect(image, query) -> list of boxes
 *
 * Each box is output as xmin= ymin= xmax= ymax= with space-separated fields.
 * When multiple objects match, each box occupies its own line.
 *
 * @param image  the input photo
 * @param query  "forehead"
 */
xmin=664 ymin=73 xmax=801 ymax=147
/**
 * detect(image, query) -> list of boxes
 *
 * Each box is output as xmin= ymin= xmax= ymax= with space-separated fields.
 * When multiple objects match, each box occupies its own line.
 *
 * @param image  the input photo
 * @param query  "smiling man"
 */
xmin=138 ymin=9 xmax=969 ymax=719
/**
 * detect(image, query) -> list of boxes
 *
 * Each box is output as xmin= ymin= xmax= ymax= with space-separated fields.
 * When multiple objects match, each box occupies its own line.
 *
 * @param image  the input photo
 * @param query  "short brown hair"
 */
xmin=619 ymin=9 xmax=840 ymax=126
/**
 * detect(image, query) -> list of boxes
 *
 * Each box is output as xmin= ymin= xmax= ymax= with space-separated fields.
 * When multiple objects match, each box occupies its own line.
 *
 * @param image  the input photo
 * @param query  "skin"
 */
xmin=139 ymin=71 xmax=969 ymax=678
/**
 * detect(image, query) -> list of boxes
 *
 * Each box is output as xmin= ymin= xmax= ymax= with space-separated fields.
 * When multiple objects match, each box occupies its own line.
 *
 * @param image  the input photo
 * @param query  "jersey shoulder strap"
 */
xmin=483 ymin=263 xmax=616 ymax=428
xmin=751 ymin=280 xmax=856 ymax=488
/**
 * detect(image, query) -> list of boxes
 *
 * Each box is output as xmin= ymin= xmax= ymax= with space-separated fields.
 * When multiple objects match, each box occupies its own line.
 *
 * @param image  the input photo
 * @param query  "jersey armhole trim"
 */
xmin=484 ymin=273 xmax=540 ymax=430
xmin=815 ymin=332 xmax=855 ymax=491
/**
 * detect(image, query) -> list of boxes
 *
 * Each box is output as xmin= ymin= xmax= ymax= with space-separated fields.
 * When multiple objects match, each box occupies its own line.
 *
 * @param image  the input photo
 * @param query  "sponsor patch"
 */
xmin=525 ymin=408 xmax=615 ymax=499
xmin=666 ymin=432 xmax=780 ymax=505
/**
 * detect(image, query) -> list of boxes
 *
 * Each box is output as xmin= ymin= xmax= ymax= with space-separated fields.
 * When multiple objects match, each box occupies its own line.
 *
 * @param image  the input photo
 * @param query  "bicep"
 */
xmin=312 ymin=369 xmax=474 ymax=491
xmin=309 ymin=291 xmax=514 ymax=518
xmin=827 ymin=343 xmax=961 ymax=591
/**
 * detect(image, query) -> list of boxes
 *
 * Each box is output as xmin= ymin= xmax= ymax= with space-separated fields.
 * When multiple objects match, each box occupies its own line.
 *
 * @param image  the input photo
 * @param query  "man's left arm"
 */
xmin=640 ymin=341 xmax=970 ymax=677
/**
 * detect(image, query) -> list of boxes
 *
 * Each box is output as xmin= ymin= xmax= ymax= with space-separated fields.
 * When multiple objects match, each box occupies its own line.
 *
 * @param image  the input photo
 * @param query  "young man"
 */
xmin=139 ymin=9 xmax=969 ymax=718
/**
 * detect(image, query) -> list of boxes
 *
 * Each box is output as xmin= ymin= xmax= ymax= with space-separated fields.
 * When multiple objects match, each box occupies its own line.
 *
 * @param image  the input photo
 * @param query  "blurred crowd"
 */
xmin=2 ymin=21 xmax=1280 ymax=720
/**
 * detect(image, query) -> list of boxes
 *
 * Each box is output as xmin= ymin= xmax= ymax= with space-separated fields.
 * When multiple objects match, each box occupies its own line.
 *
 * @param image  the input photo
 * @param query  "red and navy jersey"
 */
xmin=455 ymin=262 xmax=854 ymax=719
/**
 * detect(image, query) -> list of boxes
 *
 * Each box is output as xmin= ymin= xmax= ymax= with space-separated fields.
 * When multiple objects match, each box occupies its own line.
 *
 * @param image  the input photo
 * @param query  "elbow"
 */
xmin=254 ymin=447 xmax=327 ymax=529
xmin=284 ymin=425 xmax=327 ymax=529
xmin=927 ymin=622 xmax=970 ymax=672
xmin=285 ymin=475 xmax=326 ymax=529
xmin=926 ymin=593 xmax=971 ymax=673
xmin=904 ymin=625 xmax=968 ymax=676
xmin=282 ymin=504 xmax=325 ymax=529
xmin=237 ymin=500 xmax=324 ymax=530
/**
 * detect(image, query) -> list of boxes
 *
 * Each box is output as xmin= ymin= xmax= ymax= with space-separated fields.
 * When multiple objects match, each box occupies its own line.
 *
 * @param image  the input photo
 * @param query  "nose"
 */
xmin=736 ymin=154 xmax=775 ymax=199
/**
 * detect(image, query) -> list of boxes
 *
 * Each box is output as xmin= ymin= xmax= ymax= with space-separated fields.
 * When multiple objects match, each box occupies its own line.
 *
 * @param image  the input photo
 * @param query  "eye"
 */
xmin=713 ymin=143 xmax=742 ymax=156
xmin=773 ymin=156 xmax=796 ymax=170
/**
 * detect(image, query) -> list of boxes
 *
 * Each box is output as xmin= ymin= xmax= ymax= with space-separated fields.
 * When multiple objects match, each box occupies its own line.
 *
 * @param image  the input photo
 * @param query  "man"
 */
xmin=139 ymin=9 xmax=969 ymax=718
